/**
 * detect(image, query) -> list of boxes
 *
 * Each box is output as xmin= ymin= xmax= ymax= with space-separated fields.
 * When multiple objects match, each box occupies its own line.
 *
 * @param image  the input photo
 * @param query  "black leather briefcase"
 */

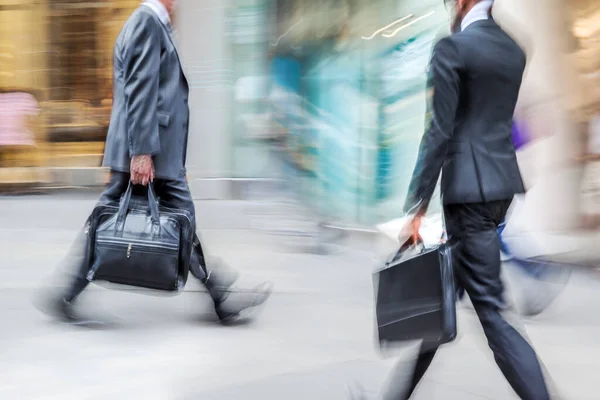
xmin=374 ymin=239 xmax=457 ymax=348
xmin=84 ymin=183 xmax=194 ymax=292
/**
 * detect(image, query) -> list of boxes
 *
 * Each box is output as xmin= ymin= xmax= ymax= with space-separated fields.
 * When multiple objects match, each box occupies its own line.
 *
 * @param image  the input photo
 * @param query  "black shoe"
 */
xmin=37 ymin=293 xmax=104 ymax=326
xmin=201 ymin=258 xmax=272 ymax=323
xmin=54 ymin=298 xmax=83 ymax=322
xmin=214 ymin=281 xmax=273 ymax=323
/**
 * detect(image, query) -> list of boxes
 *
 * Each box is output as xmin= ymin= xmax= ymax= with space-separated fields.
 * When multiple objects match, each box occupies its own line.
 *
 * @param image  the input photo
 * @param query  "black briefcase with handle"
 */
xmin=374 ymin=237 xmax=457 ymax=348
xmin=84 ymin=182 xmax=194 ymax=292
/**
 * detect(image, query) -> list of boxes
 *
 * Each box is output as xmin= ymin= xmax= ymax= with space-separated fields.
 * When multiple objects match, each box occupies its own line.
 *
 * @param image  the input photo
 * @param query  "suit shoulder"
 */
xmin=117 ymin=7 xmax=163 ymax=56
xmin=501 ymin=29 xmax=526 ymax=58
xmin=448 ymin=29 xmax=475 ymax=50
xmin=434 ymin=35 xmax=459 ymax=50
xmin=456 ymin=22 xmax=526 ymax=63
xmin=492 ymin=25 xmax=527 ymax=66
xmin=431 ymin=36 xmax=462 ymax=61
xmin=124 ymin=6 xmax=162 ymax=34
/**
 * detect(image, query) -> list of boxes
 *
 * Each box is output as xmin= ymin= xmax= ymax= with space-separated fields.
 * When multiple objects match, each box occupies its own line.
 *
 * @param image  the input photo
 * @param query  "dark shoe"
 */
xmin=214 ymin=282 xmax=273 ymax=323
xmin=201 ymin=258 xmax=272 ymax=323
xmin=55 ymin=298 xmax=84 ymax=323
xmin=37 ymin=293 xmax=103 ymax=326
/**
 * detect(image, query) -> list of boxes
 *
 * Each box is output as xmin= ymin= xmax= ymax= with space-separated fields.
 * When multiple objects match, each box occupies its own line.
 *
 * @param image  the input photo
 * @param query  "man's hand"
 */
xmin=130 ymin=155 xmax=154 ymax=186
xmin=398 ymin=212 xmax=424 ymax=246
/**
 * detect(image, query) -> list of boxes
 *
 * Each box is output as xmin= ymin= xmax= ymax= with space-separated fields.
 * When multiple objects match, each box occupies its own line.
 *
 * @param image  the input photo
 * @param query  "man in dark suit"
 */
xmin=46 ymin=0 xmax=272 ymax=324
xmin=396 ymin=0 xmax=550 ymax=398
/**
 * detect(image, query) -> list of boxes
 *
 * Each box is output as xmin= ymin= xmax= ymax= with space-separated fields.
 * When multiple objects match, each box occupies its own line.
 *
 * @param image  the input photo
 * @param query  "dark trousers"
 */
xmin=401 ymin=200 xmax=550 ymax=400
xmin=64 ymin=172 xmax=208 ymax=302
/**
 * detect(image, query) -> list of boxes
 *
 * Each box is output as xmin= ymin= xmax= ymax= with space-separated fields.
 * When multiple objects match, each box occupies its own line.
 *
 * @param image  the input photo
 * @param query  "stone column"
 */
xmin=176 ymin=0 xmax=234 ymax=199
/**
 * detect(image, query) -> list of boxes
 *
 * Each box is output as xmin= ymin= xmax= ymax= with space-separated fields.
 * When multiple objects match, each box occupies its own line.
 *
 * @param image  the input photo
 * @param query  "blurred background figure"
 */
xmin=498 ymin=204 xmax=573 ymax=318
xmin=0 ymin=89 xmax=40 ymax=184
xmin=0 ymin=91 xmax=39 ymax=148
xmin=491 ymin=119 xmax=573 ymax=317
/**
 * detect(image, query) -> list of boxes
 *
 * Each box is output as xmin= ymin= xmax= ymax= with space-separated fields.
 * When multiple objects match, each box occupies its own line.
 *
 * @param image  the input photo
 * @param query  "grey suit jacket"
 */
xmin=102 ymin=6 xmax=190 ymax=180
xmin=404 ymin=19 xmax=526 ymax=214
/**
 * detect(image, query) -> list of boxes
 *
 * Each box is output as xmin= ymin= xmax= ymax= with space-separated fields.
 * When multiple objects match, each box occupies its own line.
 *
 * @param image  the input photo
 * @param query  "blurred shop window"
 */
xmin=46 ymin=1 xmax=136 ymax=145
xmin=0 ymin=4 xmax=40 ymax=90
xmin=49 ymin=10 xmax=100 ymax=103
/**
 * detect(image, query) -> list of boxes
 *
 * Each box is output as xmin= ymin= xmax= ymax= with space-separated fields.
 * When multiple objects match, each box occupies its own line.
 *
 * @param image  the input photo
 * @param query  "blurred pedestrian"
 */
xmin=398 ymin=0 xmax=549 ymax=397
xmin=499 ymin=218 xmax=572 ymax=317
xmin=0 ymin=90 xmax=38 ymax=147
xmin=42 ymin=0 xmax=272 ymax=325
xmin=353 ymin=0 xmax=551 ymax=398
xmin=499 ymin=119 xmax=573 ymax=317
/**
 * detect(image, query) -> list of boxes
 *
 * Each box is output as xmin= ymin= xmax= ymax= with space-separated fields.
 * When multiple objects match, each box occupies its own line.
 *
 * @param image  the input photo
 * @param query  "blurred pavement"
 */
xmin=0 ymin=192 xmax=599 ymax=399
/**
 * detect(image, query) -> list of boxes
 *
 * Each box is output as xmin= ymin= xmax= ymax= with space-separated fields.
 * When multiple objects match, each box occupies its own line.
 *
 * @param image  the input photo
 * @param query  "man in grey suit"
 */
xmin=48 ymin=0 xmax=272 ymax=324
xmin=398 ymin=0 xmax=550 ymax=398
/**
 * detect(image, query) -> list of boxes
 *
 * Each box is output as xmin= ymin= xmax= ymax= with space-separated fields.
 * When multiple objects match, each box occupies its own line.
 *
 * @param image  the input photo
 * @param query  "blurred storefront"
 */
xmin=1 ymin=0 xmax=595 ymax=229
xmin=44 ymin=1 xmax=138 ymax=166
xmin=0 ymin=0 xmax=138 ymax=187
xmin=42 ymin=0 xmax=140 ymax=185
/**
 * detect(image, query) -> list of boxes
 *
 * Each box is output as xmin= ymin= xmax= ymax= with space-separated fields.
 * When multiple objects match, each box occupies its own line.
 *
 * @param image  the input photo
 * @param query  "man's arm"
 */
xmin=403 ymin=37 xmax=463 ymax=216
xmin=123 ymin=14 xmax=161 ymax=158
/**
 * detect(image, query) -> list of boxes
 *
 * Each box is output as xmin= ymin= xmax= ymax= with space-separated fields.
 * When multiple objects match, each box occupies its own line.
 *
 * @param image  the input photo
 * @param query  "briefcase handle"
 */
xmin=399 ymin=235 xmax=424 ymax=252
xmin=115 ymin=182 xmax=161 ymax=236
xmin=386 ymin=235 xmax=426 ymax=265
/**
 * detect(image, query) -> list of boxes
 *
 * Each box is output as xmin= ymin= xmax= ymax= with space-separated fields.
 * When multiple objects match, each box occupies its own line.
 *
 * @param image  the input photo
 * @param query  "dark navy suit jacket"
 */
xmin=405 ymin=19 xmax=526 ymax=214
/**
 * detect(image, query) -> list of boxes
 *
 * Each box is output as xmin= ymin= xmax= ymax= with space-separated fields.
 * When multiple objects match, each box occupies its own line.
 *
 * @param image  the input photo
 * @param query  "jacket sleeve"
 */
xmin=123 ymin=14 xmax=161 ymax=157
xmin=403 ymin=37 xmax=463 ymax=215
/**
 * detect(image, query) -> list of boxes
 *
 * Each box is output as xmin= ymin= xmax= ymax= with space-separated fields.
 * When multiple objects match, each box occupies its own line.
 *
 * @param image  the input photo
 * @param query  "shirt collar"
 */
xmin=460 ymin=0 xmax=493 ymax=32
xmin=143 ymin=0 xmax=170 ymax=26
